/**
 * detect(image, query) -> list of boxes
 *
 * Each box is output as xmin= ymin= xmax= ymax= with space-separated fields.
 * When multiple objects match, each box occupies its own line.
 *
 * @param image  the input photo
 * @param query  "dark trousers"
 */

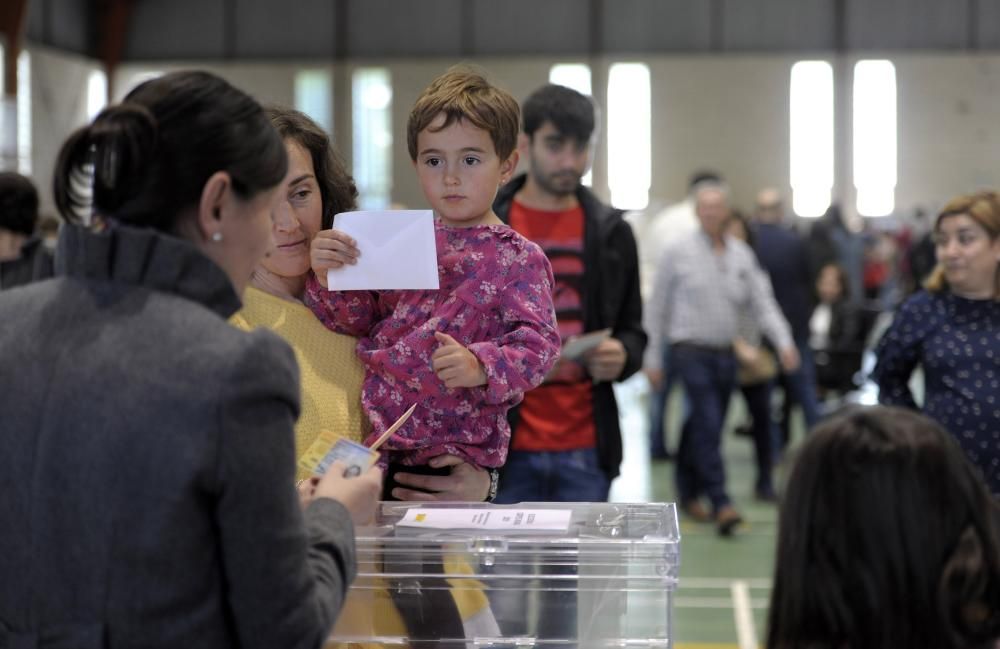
xmin=672 ymin=344 xmax=736 ymax=512
xmin=740 ymin=380 xmax=777 ymax=495
xmin=779 ymin=338 xmax=821 ymax=447
xmin=648 ymin=343 xmax=680 ymax=456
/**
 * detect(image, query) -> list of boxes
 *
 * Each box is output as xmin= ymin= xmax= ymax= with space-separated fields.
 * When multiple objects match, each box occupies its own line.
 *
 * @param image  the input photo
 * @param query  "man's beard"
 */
xmin=532 ymin=168 xmax=580 ymax=198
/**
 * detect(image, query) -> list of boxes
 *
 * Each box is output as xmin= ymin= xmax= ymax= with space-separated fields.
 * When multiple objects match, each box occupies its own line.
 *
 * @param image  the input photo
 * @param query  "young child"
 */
xmin=305 ymin=68 xmax=560 ymax=498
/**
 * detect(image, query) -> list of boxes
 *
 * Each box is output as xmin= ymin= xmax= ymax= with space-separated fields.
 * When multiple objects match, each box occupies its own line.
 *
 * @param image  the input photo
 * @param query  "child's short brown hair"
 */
xmin=406 ymin=66 xmax=520 ymax=162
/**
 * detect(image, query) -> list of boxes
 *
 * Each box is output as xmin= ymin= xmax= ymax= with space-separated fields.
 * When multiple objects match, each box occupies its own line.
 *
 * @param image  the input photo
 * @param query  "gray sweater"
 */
xmin=0 ymin=223 xmax=356 ymax=649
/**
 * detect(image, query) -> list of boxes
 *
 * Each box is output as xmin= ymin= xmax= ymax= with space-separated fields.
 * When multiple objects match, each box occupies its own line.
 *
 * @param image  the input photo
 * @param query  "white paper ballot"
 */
xmin=397 ymin=508 xmax=572 ymax=533
xmin=327 ymin=210 xmax=440 ymax=290
xmin=561 ymin=328 xmax=612 ymax=361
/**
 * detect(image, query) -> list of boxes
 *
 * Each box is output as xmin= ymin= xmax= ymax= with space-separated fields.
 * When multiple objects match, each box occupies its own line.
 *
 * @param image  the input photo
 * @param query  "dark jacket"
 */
xmin=752 ymin=222 xmax=812 ymax=342
xmin=0 ymin=236 xmax=54 ymax=289
xmin=0 ymin=224 xmax=355 ymax=649
xmin=494 ymin=174 xmax=646 ymax=480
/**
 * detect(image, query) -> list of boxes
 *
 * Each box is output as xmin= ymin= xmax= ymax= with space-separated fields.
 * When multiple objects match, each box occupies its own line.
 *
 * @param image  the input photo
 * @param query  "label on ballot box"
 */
xmin=397 ymin=507 xmax=572 ymax=533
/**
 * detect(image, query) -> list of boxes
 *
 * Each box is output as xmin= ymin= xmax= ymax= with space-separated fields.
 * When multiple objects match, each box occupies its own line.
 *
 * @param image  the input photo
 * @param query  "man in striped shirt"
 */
xmin=644 ymin=183 xmax=799 ymax=535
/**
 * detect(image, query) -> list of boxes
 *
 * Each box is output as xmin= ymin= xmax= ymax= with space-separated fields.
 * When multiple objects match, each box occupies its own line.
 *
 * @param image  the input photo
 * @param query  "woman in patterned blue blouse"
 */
xmin=873 ymin=191 xmax=1000 ymax=495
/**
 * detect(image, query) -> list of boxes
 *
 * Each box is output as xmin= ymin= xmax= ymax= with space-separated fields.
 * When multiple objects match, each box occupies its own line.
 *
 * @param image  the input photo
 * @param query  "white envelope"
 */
xmin=326 ymin=210 xmax=440 ymax=290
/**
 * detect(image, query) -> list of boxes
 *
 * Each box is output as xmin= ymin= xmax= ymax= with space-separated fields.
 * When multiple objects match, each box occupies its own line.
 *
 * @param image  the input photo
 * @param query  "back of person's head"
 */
xmin=53 ymin=70 xmax=287 ymax=231
xmin=0 ymin=172 xmax=40 ymax=236
xmin=406 ymin=66 xmax=520 ymax=163
xmin=521 ymin=83 xmax=595 ymax=144
xmin=767 ymin=406 xmax=1000 ymax=649
xmin=267 ymin=106 xmax=357 ymax=229
xmin=924 ymin=191 xmax=1000 ymax=296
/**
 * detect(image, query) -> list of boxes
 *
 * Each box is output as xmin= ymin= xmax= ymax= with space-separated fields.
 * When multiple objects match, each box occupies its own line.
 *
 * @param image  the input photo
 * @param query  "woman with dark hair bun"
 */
xmin=767 ymin=405 xmax=1000 ymax=649
xmin=0 ymin=71 xmax=380 ymax=649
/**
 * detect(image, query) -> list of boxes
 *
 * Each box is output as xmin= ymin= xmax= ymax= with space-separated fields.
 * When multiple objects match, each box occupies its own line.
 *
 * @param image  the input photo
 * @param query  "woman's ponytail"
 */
xmin=52 ymin=104 xmax=159 ymax=226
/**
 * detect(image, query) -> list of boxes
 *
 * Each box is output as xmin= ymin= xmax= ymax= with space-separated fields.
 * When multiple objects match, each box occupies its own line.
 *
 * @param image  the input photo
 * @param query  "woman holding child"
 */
xmin=307 ymin=68 xmax=561 ymax=499
xmin=234 ymin=105 xmax=501 ymax=501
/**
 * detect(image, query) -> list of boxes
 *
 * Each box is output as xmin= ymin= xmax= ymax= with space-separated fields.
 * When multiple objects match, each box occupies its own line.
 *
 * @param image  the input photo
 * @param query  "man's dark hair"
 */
xmin=522 ymin=84 xmax=595 ymax=143
xmin=0 ymin=172 xmax=40 ymax=236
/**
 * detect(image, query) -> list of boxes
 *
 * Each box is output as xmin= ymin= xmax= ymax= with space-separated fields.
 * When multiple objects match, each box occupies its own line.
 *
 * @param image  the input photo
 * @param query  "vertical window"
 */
xmin=17 ymin=50 xmax=30 ymax=175
xmin=0 ymin=43 xmax=9 ymax=170
xmin=853 ymin=60 xmax=896 ymax=217
xmin=549 ymin=63 xmax=593 ymax=186
xmin=607 ymin=63 xmax=651 ymax=210
xmin=87 ymin=69 xmax=108 ymax=121
xmin=294 ymin=69 xmax=332 ymax=134
xmin=352 ymin=68 xmax=392 ymax=210
xmin=549 ymin=63 xmax=592 ymax=96
xmin=789 ymin=61 xmax=834 ymax=217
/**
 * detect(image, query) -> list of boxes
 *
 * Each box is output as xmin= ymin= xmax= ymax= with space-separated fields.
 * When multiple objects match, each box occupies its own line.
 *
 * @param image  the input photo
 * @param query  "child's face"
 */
xmin=414 ymin=114 xmax=516 ymax=228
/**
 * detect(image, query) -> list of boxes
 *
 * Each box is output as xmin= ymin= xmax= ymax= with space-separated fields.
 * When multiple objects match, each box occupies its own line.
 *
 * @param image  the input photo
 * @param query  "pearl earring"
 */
xmin=211 ymin=232 xmax=223 ymax=242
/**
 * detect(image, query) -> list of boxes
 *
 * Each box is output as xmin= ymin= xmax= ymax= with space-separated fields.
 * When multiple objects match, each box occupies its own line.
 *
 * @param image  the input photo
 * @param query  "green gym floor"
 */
xmin=610 ymin=376 xmax=802 ymax=649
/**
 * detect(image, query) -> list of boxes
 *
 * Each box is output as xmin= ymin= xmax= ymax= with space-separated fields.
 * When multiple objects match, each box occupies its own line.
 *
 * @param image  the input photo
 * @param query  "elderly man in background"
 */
xmin=644 ymin=183 xmax=798 ymax=535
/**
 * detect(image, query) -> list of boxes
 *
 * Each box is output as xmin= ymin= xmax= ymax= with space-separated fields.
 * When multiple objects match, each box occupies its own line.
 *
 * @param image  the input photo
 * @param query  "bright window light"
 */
xmin=789 ymin=61 xmax=834 ymax=217
xmin=352 ymin=68 xmax=392 ymax=210
xmin=87 ymin=69 xmax=108 ymax=121
xmin=549 ymin=63 xmax=593 ymax=187
xmin=549 ymin=63 xmax=592 ymax=96
xmin=853 ymin=60 xmax=896 ymax=217
xmin=607 ymin=63 xmax=651 ymax=210
xmin=17 ymin=50 xmax=31 ymax=175
xmin=294 ymin=69 xmax=332 ymax=134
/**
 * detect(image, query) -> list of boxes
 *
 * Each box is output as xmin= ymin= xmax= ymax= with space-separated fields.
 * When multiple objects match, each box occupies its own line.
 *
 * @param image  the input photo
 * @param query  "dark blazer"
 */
xmin=494 ymin=175 xmax=647 ymax=480
xmin=0 ymin=224 xmax=355 ymax=649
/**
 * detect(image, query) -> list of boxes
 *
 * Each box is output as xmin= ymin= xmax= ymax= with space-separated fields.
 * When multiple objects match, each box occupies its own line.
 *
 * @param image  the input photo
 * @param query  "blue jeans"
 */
xmin=495 ymin=448 xmax=610 ymax=503
xmin=672 ymin=344 xmax=736 ymax=512
xmin=648 ymin=343 xmax=680 ymax=456
xmin=740 ymin=380 xmax=777 ymax=495
xmin=779 ymin=338 xmax=821 ymax=447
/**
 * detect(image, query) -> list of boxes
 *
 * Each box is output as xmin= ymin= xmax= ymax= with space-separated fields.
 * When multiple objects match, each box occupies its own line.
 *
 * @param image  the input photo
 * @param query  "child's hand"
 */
xmin=432 ymin=332 xmax=487 ymax=388
xmin=310 ymin=228 xmax=360 ymax=289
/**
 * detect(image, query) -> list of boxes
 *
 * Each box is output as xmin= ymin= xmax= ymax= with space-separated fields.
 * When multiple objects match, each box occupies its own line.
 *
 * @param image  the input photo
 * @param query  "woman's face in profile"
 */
xmin=259 ymin=139 xmax=324 ymax=279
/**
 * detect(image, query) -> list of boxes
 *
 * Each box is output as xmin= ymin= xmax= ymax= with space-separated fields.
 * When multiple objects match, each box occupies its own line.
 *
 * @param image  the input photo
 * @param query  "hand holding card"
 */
xmin=316 ymin=404 xmax=417 ymax=477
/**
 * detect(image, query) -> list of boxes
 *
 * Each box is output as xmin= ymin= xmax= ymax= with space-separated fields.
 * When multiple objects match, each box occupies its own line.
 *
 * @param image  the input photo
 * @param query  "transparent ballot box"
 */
xmin=329 ymin=501 xmax=680 ymax=648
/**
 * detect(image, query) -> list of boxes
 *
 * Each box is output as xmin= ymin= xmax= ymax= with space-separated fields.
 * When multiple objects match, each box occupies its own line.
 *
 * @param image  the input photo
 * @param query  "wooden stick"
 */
xmin=368 ymin=403 xmax=417 ymax=451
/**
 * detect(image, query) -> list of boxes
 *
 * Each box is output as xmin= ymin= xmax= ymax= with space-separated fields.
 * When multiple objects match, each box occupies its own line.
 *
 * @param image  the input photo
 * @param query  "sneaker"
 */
xmin=681 ymin=500 xmax=712 ymax=523
xmin=715 ymin=505 xmax=744 ymax=536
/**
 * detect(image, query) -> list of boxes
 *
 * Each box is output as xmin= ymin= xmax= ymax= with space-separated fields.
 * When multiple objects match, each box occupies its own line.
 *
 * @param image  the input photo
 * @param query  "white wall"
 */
xmin=18 ymin=48 xmax=1000 ymax=221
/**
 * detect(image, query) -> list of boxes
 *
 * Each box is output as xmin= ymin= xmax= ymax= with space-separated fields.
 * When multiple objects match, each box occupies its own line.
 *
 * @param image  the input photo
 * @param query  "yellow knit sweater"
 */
xmin=231 ymin=286 xmax=367 ymax=482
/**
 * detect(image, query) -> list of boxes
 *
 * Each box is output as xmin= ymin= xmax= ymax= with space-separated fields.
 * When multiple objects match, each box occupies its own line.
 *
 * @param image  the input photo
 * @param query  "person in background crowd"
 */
xmin=632 ymin=170 xmax=724 ymax=461
xmin=767 ymin=406 xmax=1000 ymax=649
xmin=492 ymin=83 xmax=646 ymax=504
xmin=750 ymin=188 xmax=821 ymax=447
xmin=873 ymin=190 xmax=1000 ymax=495
xmin=0 ymin=70 xmax=381 ymax=649
xmin=645 ymin=183 xmax=798 ymax=535
xmin=0 ymin=172 xmax=53 ymax=289
xmin=726 ymin=210 xmax=784 ymax=502
xmin=810 ymin=262 xmax=862 ymax=399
